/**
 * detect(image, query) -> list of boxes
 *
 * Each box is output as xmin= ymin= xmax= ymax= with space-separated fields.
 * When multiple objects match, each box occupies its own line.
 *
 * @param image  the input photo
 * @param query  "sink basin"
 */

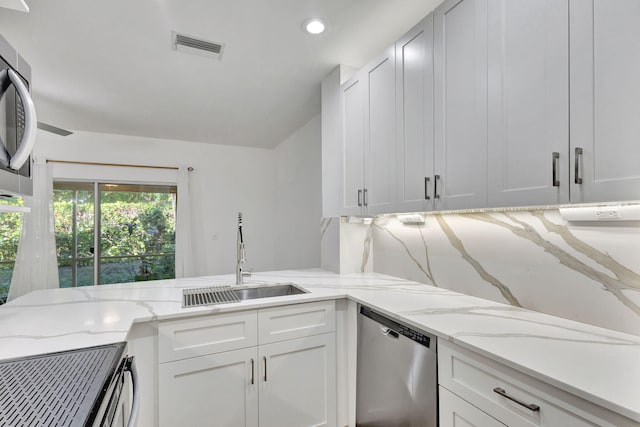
xmin=235 ymin=284 xmax=306 ymax=300
xmin=182 ymin=283 xmax=307 ymax=308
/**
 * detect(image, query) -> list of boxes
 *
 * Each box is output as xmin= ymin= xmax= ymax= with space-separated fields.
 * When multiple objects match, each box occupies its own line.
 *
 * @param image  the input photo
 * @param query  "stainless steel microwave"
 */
xmin=0 ymin=34 xmax=36 ymax=197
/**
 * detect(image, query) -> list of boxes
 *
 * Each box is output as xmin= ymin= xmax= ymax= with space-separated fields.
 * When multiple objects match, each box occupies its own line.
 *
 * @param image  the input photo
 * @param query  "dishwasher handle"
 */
xmin=380 ymin=327 xmax=400 ymax=339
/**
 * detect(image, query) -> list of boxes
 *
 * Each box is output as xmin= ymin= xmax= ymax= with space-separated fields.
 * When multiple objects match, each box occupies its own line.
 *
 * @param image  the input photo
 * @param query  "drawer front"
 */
xmin=258 ymin=301 xmax=336 ymax=344
xmin=438 ymin=341 xmax=609 ymax=427
xmin=439 ymin=386 xmax=506 ymax=427
xmin=158 ymin=310 xmax=258 ymax=363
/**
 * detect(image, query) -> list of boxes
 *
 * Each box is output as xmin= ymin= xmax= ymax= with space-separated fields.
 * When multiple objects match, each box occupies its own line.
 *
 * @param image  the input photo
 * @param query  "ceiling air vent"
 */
xmin=173 ymin=32 xmax=224 ymax=60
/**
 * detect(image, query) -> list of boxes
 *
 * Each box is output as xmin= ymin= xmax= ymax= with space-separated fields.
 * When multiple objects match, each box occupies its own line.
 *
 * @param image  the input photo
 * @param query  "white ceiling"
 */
xmin=0 ymin=0 xmax=440 ymax=149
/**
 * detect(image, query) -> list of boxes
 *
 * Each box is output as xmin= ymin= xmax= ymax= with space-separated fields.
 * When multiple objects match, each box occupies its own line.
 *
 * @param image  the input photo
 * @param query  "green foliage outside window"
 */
xmin=0 ymin=198 xmax=24 ymax=304
xmin=54 ymin=186 xmax=176 ymax=287
xmin=0 ymin=185 xmax=177 ymax=303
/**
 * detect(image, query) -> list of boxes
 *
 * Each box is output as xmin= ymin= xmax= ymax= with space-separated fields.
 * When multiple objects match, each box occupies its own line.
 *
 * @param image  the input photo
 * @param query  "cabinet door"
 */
xmin=487 ymin=0 xmax=569 ymax=207
xmin=364 ymin=46 xmax=397 ymax=215
xmin=395 ymin=15 xmax=435 ymax=213
xmin=434 ymin=0 xmax=488 ymax=210
xmin=158 ymin=347 xmax=258 ymax=427
xmin=258 ymin=333 xmax=336 ymax=427
xmin=570 ymin=0 xmax=640 ymax=202
xmin=341 ymin=74 xmax=365 ymax=215
xmin=440 ymin=387 xmax=506 ymax=427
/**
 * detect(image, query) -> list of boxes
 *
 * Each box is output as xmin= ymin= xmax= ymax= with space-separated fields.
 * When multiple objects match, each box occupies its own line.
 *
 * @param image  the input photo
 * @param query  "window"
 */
xmin=0 ymin=198 xmax=24 ymax=304
xmin=54 ymin=182 xmax=177 ymax=287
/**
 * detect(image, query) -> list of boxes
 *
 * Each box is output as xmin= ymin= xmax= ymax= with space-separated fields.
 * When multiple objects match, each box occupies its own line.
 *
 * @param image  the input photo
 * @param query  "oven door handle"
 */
xmin=125 ymin=357 xmax=140 ymax=427
xmin=0 ymin=68 xmax=37 ymax=171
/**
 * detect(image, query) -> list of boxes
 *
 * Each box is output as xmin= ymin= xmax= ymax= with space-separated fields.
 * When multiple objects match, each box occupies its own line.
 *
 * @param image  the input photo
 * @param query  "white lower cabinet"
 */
xmin=440 ymin=386 xmax=505 ymax=427
xmin=259 ymin=334 xmax=336 ymax=427
xmin=158 ymin=302 xmax=337 ymax=427
xmin=438 ymin=340 xmax=636 ymax=427
xmin=159 ymin=347 xmax=259 ymax=427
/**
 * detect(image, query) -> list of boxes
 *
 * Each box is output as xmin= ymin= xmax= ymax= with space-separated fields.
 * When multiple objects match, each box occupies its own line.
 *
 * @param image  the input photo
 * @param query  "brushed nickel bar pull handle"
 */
xmin=363 ymin=188 xmax=368 ymax=207
xmin=424 ymin=177 xmax=431 ymax=200
xmin=575 ymin=147 xmax=583 ymax=184
xmin=493 ymin=387 xmax=540 ymax=412
xmin=552 ymin=152 xmax=560 ymax=187
xmin=357 ymin=189 xmax=362 ymax=207
xmin=263 ymin=356 xmax=267 ymax=382
xmin=250 ymin=358 xmax=255 ymax=385
xmin=434 ymin=175 xmax=441 ymax=199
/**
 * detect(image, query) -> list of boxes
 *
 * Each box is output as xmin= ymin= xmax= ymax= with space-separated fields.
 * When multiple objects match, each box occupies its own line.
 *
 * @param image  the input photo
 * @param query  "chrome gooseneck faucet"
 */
xmin=236 ymin=212 xmax=251 ymax=286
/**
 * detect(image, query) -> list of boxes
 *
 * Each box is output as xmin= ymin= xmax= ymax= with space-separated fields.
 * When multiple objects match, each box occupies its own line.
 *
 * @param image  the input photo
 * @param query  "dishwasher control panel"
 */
xmin=360 ymin=306 xmax=435 ymax=349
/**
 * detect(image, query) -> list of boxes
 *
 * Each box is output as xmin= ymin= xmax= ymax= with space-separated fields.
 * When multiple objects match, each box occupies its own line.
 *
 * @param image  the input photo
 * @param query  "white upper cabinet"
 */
xmin=341 ymin=74 xmax=366 ymax=215
xmin=321 ymin=66 xmax=345 ymax=218
xmin=341 ymin=47 xmax=396 ymax=215
xmin=434 ymin=0 xmax=489 ymax=210
xmin=395 ymin=15 xmax=435 ymax=213
xmin=487 ymin=0 xmax=570 ymax=207
xmin=569 ymin=0 xmax=640 ymax=203
xmin=323 ymin=0 xmax=640 ymax=217
xmin=365 ymin=46 xmax=397 ymax=215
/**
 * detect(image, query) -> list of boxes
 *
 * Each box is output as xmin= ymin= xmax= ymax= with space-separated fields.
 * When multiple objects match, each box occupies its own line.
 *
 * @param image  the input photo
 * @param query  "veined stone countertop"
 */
xmin=1 ymin=269 xmax=639 ymax=422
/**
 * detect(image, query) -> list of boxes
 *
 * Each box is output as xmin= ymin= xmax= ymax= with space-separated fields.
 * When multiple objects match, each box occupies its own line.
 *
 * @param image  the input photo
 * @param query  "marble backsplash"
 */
xmin=321 ymin=210 xmax=640 ymax=336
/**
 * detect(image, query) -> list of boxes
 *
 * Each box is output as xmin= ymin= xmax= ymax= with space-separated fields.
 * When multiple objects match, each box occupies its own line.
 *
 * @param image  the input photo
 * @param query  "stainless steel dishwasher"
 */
xmin=356 ymin=306 xmax=438 ymax=427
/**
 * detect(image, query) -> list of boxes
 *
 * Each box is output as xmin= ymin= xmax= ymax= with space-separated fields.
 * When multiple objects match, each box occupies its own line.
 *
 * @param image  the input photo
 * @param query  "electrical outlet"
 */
xmin=595 ymin=207 xmax=620 ymax=219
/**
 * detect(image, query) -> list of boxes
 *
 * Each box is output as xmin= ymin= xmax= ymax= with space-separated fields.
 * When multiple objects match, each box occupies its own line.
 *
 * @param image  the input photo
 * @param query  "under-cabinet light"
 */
xmin=396 ymin=214 xmax=425 ymax=224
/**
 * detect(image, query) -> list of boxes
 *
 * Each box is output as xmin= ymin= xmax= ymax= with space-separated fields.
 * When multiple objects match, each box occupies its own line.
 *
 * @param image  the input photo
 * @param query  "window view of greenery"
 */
xmin=54 ymin=182 xmax=177 ymax=287
xmin=0 ymin=198 xmax=24 ymax=305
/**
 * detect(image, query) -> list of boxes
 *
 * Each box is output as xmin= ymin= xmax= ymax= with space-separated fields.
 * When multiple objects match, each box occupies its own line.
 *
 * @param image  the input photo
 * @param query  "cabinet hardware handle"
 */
xmin=552 ymin=152 xmax=560 ymax=187
xmin=363 ymin=188 xmax=368 ymax=207
xmin=358 ymin=189 xmax=362 ymax=207
xmin=574 ymin=147 xmax=583 ymax=184
xmin=263 ymin=356 xmax=267 ymax=382
xmin=493 ymin=387 xmax=540 ymax=412
xmin=250 ymin=358 xmax=255 ymax=385
xmin=424 ymin=177 xmax=431 ymax=200
xmin=434 ymin=175 xmax=441 ymax=199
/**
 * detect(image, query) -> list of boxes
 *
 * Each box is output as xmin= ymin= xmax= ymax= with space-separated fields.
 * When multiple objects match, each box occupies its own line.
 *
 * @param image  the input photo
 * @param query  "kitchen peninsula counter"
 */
xmin=1 ymin=269 xmax=638 ymax=423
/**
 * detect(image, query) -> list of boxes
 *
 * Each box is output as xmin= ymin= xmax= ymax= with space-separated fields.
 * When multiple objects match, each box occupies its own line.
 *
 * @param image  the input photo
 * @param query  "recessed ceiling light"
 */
xmin=303 ymin=18 xmax=327 ymax=35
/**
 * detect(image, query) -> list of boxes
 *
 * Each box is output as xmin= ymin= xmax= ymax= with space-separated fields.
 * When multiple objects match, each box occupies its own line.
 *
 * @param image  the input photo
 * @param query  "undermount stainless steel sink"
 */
xmin=234 ymin=284 xmax=306 ymax=300
xmin=182 ymin=283 xmax=307 ymax=308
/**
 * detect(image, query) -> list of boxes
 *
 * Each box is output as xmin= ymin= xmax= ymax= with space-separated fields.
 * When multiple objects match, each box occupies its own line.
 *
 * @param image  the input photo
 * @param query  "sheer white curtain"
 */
xmin=175 ymin=166 xmax=195 ymax=278
xmin=8 ymin=159 xmax=59 ymax=301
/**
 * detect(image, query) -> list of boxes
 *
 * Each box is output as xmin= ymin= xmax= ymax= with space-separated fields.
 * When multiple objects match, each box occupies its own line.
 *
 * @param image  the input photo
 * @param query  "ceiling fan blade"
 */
xmin=37 ymin=122 xmax=73 ymax=137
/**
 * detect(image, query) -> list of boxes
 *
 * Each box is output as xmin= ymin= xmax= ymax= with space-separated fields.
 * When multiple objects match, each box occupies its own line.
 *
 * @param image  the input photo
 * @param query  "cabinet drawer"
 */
xmin=439 ymin=386 xmax=505 ymax=427
xmin=158 ymin=311 xmax=258 ymax=363
xmin=439 ymin=341 xmax=631 ymax=427
xmin=258 ymin=301 xmax=336 ymax=344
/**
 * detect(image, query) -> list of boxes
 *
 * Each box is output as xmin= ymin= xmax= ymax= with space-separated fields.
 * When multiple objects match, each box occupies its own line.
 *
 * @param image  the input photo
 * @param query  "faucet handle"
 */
xmin=242 ymin=269 xmax=253 ymax=278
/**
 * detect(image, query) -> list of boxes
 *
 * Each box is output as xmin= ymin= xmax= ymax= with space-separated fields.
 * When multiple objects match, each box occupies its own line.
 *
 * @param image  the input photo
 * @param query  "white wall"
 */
xmin=35 ymin=130 xmax=280 ymax=277
xmin=274 ymin=115 xmax=322 ymax=269
xmin=34 ymin=115 xmax=323 ymax=277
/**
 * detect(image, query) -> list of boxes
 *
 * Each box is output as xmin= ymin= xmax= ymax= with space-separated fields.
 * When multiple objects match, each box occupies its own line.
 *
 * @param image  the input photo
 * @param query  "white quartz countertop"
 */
xmin=1 ymin=269 xmax=639 ymax=422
